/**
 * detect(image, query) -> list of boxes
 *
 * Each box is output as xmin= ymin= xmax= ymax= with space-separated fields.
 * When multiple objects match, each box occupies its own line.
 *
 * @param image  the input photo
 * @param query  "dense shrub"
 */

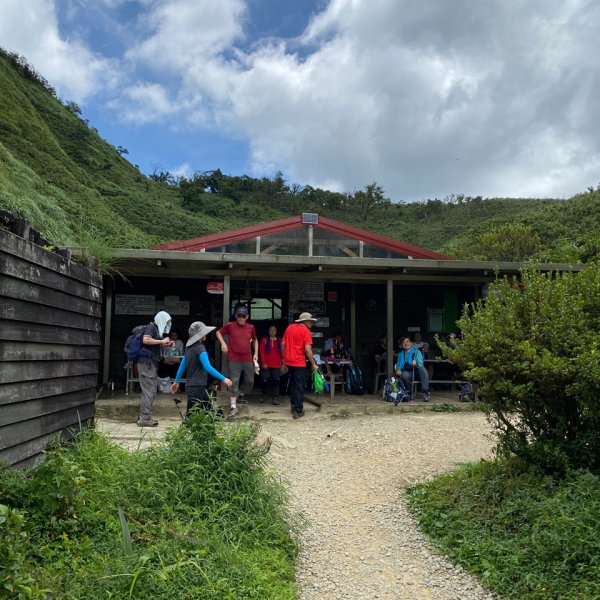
xmin=445 ymin=266 xmax=600 ymax=473
xmin=0 ymin=417 xmax=297 ymax=599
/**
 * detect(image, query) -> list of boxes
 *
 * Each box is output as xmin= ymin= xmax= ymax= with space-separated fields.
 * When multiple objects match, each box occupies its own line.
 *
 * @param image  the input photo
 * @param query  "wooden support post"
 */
xmin=102 ymin=278 xmax=113 ymax=385
xmin=386 ymin=279 xmax=394 ymax=379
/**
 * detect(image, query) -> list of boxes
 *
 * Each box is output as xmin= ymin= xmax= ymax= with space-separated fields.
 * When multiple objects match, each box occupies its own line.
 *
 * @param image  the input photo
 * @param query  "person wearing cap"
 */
xmin=137 ymin=310 xmax=175 ymax=427
xmin=282 ymin=312 xmax=320 ymax=419
xmin=215 ymin=305 xmax=259 ymax=420
xmin=171 ymin=322 xmax=232 ymax=417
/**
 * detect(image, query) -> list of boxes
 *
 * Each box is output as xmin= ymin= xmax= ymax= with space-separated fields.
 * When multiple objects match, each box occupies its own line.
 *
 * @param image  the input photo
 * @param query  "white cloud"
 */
xmin=0 ymin=0 xmax=117 ymax=103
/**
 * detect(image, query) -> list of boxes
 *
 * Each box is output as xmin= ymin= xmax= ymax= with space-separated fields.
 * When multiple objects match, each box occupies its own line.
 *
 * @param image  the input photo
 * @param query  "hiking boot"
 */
xmin=272 ymin=398 xmax=280 ymax=405
xmin=227 ymin=408 xmax=238 ymax=421
xmin=237 ymin=394 xmax=248 ymax=404
xmin=259 ymin=396 xmax=265 ymax=404
xmin=292 ymin=409 xmax=305 ymax=419
xmin=423 ymin=392 xmax=431 ymax=402
xmin=137 ymin=419 xmax=158 ymax=428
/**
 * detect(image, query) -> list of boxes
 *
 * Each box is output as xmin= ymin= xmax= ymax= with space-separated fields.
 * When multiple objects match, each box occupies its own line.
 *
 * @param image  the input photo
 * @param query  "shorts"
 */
xmin=228 ymin=361 xmax=255 ymax=396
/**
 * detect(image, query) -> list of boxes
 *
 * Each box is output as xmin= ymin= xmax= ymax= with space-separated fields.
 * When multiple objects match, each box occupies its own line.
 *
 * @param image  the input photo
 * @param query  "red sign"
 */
xmin=327 ymin=291 xmax=338 ymax=302
xmin=206 ymin=282 xmax=224 ymax=295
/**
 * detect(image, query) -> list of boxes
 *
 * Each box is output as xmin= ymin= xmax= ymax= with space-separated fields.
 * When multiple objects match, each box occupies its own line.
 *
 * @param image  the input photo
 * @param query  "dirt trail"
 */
xmin=261 ymin=411 xmax=498 ymax=600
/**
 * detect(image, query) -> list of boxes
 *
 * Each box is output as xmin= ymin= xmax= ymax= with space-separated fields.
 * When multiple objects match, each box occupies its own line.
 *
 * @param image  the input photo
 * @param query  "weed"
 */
xmin=431 ymin=403 xmax=458 ymax=412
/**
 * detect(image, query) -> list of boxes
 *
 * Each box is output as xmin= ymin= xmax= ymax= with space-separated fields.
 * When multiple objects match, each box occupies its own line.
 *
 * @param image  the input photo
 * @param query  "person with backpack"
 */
xmin=259 ymin=324 xmax=284 ymax=405
xmin=136 ymin=311 xmax=175 ymax=427
xmin=395 ymin=336 xmax=431 ymax=402
xmin=170 ymin=321 xmax=232 ymax=418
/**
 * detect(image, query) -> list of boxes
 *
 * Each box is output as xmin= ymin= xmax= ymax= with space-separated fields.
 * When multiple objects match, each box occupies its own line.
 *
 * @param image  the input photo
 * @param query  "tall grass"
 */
xmin=406 ymin=459 xmax=600 ymax=600
xmin=0 ymin=416 xmax=298 ymax=599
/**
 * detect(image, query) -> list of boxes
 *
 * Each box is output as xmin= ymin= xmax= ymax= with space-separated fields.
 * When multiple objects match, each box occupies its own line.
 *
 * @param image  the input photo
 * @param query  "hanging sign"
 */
xmin=207 ymin=282 xmax=224 ymax=295
xmin=115 ymin=294 xmax=155 ymax=315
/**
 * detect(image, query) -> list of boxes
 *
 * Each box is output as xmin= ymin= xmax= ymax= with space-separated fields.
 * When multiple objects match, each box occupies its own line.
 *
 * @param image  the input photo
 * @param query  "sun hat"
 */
xmin=295 ymin=312 xmax=317 ymax=322
xmin=235 ymin=306 xmax=249 ymax=316
xmin=186 ymin=321 xmax=216 ymax=347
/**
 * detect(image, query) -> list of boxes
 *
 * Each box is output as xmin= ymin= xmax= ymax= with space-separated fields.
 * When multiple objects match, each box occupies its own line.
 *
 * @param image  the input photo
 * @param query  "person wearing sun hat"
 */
xmin=171 ymin=321 xmax=232 ymax=418
xmin=215 ymin=305 xmax=259 ymax=420
xmin=282 ymin=312 xmax=320 ymax=419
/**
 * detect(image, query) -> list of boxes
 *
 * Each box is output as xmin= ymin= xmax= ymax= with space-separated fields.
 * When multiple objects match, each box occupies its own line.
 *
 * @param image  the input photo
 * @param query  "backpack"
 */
xmin=458 ymin=381 xmax=478 ymax=402
xmin=383 ymin=376 xmax=411 ymax=404
xmin=345 ymin=363 xmax=364 ymax=395
xmin=124 ymin=325 xmax=152 ymax=361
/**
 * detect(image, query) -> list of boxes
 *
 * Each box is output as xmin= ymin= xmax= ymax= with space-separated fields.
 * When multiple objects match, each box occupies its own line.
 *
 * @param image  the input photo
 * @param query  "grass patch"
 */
xmin=0 ymin=416 xmax=298 ymax=599
xmin=406 ymin=459 xmax=600 ymax=599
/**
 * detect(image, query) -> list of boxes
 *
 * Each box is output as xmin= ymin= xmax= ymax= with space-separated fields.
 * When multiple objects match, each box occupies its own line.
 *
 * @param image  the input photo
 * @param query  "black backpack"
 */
xmin=345 ymin=363 xmax=364 ymax=395
xmin=124 ymin=325 xmax=152 ymax=361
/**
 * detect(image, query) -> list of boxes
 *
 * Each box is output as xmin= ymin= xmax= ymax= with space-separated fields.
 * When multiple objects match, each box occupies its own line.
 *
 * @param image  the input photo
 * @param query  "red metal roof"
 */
xmin=153 ymin=214 xmax=451 ymax=260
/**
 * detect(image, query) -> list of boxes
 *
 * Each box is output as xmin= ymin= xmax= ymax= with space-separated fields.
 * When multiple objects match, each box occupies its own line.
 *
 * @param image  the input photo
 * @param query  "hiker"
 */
xmin=215 ymin=305 xmax=259 ymax=420
xmin=170 ymin=322 xmax=232 ymax=417
xmin=282 ymin=312 xmax=320 ymax=420
xmin=137 ymin=311 xmax=175 ymax=427
xmin=395 ymin=336 xmax=431 ymax=402
xmin=259 ymin=324 xmax=284 ymax=405
xmin=159 ymin=329 xmax=184 ymax=379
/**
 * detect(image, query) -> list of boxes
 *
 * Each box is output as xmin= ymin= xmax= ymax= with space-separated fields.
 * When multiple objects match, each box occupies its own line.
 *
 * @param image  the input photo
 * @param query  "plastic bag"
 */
xmin=313 ymin=369 xmax=325 ymax=394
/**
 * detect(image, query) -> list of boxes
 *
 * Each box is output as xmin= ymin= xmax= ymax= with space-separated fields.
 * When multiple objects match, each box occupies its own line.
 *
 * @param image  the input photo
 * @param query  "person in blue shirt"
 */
xmin=395 ymin=336 xmax=431 ymax=402
xmin=171 ymin=321 xmax=232 ymax=418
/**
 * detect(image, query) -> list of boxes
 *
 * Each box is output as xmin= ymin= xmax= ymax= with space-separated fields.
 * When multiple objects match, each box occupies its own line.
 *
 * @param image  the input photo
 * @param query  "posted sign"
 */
xmin=207 ymin=282 xmax=224 ymax=295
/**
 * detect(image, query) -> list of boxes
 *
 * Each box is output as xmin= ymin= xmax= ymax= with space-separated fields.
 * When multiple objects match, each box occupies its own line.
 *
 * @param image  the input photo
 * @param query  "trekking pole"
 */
xmin=411 ymin=361 xmax=416 ymax=401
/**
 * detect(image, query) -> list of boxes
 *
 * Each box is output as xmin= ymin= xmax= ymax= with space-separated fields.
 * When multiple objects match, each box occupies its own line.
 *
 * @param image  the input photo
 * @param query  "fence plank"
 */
xmin=1 ymin=276 xmax=102 ymax=318
xmin=0 ymin=321 xmax=99 ymax=346
xmin=0 ymin=389 xmax=96 ymax=426
xmin=0 ymin=403 xmax=95 ymax=451
xmin=0 ymin=341 xmax=99 ymax=362
xmin=1 ymin=361 xmax=98 ymax=384
xmin=0 ymin=298 xmax=100 ymax=332
xmin=0 ymin=251 xmax=102 ymax=303
xmin=0 ymin=228 xmax=102 ymax=287
xmin=0 ymin=375 xmax=98 ymax=406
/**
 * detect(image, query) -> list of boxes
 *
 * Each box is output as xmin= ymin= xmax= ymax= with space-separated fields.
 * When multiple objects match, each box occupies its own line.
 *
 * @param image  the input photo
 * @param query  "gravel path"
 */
xmin=262 ymin=411 xmax=499 ymax=600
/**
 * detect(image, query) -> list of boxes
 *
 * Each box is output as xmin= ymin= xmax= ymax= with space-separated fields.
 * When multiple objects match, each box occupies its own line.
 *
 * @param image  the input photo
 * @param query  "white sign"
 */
xmin=115 ymin=295 xmax=155 ymax=315
xmin=316 ymin=317 xmax=330 ymax=328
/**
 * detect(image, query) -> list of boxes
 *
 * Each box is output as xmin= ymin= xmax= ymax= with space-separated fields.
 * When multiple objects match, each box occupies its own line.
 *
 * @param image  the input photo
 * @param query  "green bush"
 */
xmin=445 ymin=266 xmax=600 ymax=473
xmin=407 ymin=460 xmax=600 ymax=600
xmin=0 ymin=416 xmax=297 ymax=599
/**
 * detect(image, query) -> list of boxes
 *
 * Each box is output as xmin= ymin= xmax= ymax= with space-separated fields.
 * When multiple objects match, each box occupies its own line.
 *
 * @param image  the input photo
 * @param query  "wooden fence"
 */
xmin=0 ymin=212 xmax=103 ymax=468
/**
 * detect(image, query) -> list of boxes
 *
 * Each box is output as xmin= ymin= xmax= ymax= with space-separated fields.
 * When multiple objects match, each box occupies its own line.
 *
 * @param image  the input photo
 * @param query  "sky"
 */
xmin=2 ymin=0 xmax=600 ymax=202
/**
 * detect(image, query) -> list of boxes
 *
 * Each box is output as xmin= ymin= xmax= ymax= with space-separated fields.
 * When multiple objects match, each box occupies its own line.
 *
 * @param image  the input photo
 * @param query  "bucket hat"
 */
xmin=295 ymin=312 xmax=317 ymax=322
xmin=186 ymin=321 xmax=216 ymax=347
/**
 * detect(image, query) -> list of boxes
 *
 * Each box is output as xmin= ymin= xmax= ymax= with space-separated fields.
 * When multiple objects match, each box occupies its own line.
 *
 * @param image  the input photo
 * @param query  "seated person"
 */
xmin=159 ymin=330 xmax=185 ymax=378
xmin=412 ymin=332 xmax=425 ymax=350
xmin=421 ymin=342 xmax=434 ymax=380
xmin=323 ymin=332 xmax=349 ymax=373
xmin=395 ymin=336 xmax=431 ymax=402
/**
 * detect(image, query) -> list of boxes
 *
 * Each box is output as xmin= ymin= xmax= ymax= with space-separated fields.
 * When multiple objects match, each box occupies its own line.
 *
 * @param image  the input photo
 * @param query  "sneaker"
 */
xmin=137 ymin=419 xmax=158 ymax=427
xmin=272 ymin=398 xmax=280 ymax=405
xmin=259 ymin=396 xmax=265 ymax=404
xmin=292 ymin=411 xmax=303 ymax=420
xmin=227 ymin=408 xmax=238 ymax=421
xmin=237 ymin=394 xmax=248 ymax=404
xmin=423 ymin=392 xmax=431 ymax=402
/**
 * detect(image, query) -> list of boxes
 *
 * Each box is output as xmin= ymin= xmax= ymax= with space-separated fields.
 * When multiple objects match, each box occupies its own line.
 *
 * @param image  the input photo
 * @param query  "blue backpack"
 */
xmin=124 ymin=325 xmax=152 ymax=361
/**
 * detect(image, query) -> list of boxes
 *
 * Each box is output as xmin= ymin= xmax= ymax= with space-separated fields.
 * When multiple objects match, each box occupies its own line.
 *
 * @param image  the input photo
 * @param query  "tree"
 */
xmin=455 ymin=223 xmax=542 ymax=261
xmin=445 ymin=266 xmax=600 ymax=473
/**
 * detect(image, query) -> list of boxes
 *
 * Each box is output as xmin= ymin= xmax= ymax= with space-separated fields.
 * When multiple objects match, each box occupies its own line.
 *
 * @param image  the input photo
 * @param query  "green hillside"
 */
xmin=1 ymin=48 xmax=599 ymax=262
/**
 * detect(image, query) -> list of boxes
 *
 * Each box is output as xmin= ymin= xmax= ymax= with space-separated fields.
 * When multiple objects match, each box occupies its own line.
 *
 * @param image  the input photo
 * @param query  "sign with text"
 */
xmin=289 ymin=282 xmax=324 ymax=301
xmin=115 ymin=294 xmax=155 ymax=315
xmin=207 ymin=281 xmax=224 ymax=295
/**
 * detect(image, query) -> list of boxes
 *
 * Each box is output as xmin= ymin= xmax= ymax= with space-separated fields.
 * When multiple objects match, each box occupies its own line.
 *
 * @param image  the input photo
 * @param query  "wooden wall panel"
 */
xmin=0 ymin=220 xmax=102 ymax=467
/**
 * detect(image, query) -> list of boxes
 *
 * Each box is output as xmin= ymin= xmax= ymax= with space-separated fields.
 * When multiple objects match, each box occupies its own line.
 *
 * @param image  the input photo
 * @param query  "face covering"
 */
xmin=154 ymin=311 xmax=172 ymax=337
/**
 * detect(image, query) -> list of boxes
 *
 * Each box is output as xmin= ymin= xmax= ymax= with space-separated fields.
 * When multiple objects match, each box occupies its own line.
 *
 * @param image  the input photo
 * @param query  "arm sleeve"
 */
xmin=259 ymin=338 xmax=266 ymax=364
xmin=396 ymin=354 xmax=402 ymax=371
xmin=174 ymin=357 xmax=187 ymax=383
xmin=415 ymin=350 xmax=424 ymax=368
xmin=199 ymin=352 xmax=226 ymax=381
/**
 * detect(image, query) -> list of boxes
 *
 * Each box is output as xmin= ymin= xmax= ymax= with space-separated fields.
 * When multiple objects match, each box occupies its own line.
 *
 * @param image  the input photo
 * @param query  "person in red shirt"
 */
xmin=282 ymin=312 xmax=319 ymax=419
xmin=215 ymin=305 xmax=258 ymax=419
xmin=259 ymin=325 xmax=284 ymax=405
